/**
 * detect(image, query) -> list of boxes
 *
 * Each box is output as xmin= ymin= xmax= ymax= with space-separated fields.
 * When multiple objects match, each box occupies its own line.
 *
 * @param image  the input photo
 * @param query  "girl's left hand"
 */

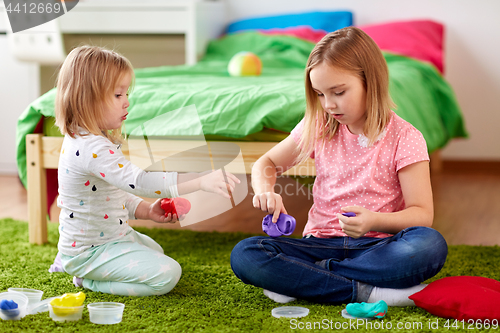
xmin=149 ymin=198 xmax=184 ymax=223
xmin=337 ymin=206 xmax=374 ymax=238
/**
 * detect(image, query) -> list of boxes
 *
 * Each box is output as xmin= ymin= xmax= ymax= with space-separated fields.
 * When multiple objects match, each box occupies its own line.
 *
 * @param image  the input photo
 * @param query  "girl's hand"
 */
xmin=149 ymin=198 xmax=184 ymax=223
xmin=337 ymin=206 xmax=374 ymax=238
xmin=253 ymin=192 xmax=288 ymax=223
xmin=199 ymin=169 xmax=240 ymax=199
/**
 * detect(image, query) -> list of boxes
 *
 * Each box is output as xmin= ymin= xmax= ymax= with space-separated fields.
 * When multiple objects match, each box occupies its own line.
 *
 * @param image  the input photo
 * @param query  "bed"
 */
xmin=16 ymin=12 xmax=468 ymax=244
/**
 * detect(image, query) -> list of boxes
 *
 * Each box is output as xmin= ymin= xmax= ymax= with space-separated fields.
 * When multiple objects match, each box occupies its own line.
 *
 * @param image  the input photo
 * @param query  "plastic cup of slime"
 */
xmin=0 ymin=292 xmax=29 ymax=320
xmin=48 ymin=303 xmax=84 ymax=322
xmin=8 ymin=288 xmax=43 ymax=306
xmin=87 ymin=302 xmax=125 ymax=325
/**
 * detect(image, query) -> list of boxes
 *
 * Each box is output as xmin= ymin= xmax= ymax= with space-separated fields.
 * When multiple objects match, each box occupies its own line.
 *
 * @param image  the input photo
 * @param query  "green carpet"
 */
xmin=1 ymin=218 xmax=499 ymax=333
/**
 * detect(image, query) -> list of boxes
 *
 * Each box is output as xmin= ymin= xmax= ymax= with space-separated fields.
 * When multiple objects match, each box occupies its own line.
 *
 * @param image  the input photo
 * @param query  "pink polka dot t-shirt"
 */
xmin=291 ymin=112 xmax=429 ymax=239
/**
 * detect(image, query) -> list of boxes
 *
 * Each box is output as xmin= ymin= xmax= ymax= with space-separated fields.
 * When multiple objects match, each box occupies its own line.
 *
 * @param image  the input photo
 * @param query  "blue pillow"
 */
xmin=226 ymin=11 xmax=353 ymax=34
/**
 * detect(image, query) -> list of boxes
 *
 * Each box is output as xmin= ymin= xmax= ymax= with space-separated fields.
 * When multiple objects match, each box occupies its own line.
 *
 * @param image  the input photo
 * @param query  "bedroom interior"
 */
xmin=1 ymin=0 xmax=498 ymax=249
xmin=11 ymin=5 xmax=470 ymax=244
xmin=1 ymin=0 xmax=498 ymax=255
xmin=1 ymin=0 xmax=499 ymax=330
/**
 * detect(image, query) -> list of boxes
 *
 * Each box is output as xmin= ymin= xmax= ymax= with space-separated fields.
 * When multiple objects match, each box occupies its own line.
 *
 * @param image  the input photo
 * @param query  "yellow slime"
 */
xmin=50 ymin=292 xmax=85 ymax=316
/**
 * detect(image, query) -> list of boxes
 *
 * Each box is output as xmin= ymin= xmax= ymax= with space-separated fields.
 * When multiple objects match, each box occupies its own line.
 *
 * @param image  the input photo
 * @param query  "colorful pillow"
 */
xmin=226 ymin=11 xmax=353 ymax=34
xmin=409 ymin=276 xmax=500 ymax=321
xmin=359 ymin=20 xmax=445 ymax=74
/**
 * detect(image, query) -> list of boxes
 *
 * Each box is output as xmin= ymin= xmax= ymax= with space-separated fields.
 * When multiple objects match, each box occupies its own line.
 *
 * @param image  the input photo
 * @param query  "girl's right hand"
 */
xmin=252 ymin=192 xmax=288 ymax=223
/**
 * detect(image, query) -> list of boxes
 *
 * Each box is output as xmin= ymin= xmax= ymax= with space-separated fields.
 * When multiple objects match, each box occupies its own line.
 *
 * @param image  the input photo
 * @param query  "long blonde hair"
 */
xmin=55 ymin=45 xmax=134 ymax=143
xmin=297 ymin=27 xmax=395 ymax=164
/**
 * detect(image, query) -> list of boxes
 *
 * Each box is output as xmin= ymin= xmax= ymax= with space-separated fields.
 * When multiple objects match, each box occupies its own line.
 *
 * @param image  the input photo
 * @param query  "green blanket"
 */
xmin=16 ymin=32 xmax=467 ymax=188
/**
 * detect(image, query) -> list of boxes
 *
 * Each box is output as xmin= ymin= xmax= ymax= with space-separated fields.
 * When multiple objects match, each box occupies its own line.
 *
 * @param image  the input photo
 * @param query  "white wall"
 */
xmin=0 ymin=35 xmax=40 ymax=174
xmin=226 ymin=0 xmax=500 ymax=161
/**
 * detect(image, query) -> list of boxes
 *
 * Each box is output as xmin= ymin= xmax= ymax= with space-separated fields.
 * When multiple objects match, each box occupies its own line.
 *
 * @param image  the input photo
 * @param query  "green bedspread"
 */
xmin=16 ymin=32 xmax=467 ymax=188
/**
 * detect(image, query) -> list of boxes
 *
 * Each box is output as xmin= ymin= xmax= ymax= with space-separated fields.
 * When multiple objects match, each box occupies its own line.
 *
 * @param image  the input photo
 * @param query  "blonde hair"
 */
xmin=55 ymin=45 xmax=134 ymax=143
xmin=297 ymin=26 xmax=395 ymax=164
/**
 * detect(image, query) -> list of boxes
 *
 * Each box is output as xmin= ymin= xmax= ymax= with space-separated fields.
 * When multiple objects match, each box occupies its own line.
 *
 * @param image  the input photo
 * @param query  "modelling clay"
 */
xmin=262 ymin=214 xmax=296 ymax=237
xmin=0 ymin=300 xmax=19 ymax=315
xmin=161 ymin=198 xmax=191 ymax=217
xmin=0 ymin=300 xmax=20 ymax=317
xmin=0 ymin=300 xmax=18 ymax=310
xmin=342 ymin=212 xmax=356 ymax=217
xmin=345 ymin=300 xmax=387 ymax=319
xmin=49 ymin=292 xmax=85 ymax=316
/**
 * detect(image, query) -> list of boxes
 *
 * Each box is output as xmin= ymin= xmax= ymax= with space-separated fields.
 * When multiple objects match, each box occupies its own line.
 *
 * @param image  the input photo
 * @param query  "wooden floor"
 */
xmin=1 ymin=168 xmax=499 ymax=246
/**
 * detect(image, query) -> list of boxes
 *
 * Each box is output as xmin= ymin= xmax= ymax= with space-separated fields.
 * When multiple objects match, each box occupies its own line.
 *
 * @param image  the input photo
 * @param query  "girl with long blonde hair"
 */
xmin=231 ymin=27 xmax=447 ymax=305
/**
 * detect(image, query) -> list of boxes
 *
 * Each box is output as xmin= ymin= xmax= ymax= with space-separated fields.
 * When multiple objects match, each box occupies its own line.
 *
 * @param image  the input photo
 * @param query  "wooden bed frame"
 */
xmin=25 ymin=133 xmax=442 ymax=245
xmin=25 ymin=134 xmax=316 ymax=244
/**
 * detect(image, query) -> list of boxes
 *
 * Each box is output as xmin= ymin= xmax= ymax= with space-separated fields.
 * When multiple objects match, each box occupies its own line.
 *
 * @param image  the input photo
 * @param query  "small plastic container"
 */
xmin=8 ymin=288 xmax=43 ymax=306
xmin=87 ymin=302 xmax=125 ymax=325
xmin=272 ymin=306 xmax=309 ymax=318
xmin=0 ymin=292 xmax=29 ymax=321
xmin=48 ymin=303 xmax=84 ymax=322
xmin=28 ymin=297 xmax=58 ymax=315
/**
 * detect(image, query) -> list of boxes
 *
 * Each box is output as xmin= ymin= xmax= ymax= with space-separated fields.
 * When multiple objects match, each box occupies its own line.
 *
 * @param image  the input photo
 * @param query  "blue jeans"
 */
xmin=230 ymin=227 xmax=447 ymax=304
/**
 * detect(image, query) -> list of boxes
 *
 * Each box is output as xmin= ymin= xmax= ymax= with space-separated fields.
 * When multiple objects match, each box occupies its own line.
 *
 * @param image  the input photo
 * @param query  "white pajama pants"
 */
xmin=61 ymin=229 xmax=182 ymax=296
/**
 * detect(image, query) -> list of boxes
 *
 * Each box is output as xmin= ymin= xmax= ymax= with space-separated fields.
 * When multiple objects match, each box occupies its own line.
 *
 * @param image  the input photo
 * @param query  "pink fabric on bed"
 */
xmin=258 ymin=26 xmax=327 ymax=44
xmin=358 ymin=20 xmax=445 ymax=74
xmin=257 ymin=21 xmax=444 ymax=74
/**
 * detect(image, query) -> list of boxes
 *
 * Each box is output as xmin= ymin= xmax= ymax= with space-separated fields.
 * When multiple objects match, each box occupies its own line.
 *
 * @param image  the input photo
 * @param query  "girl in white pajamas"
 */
xmin=54 ymin=45 xmax=239 ymax=296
